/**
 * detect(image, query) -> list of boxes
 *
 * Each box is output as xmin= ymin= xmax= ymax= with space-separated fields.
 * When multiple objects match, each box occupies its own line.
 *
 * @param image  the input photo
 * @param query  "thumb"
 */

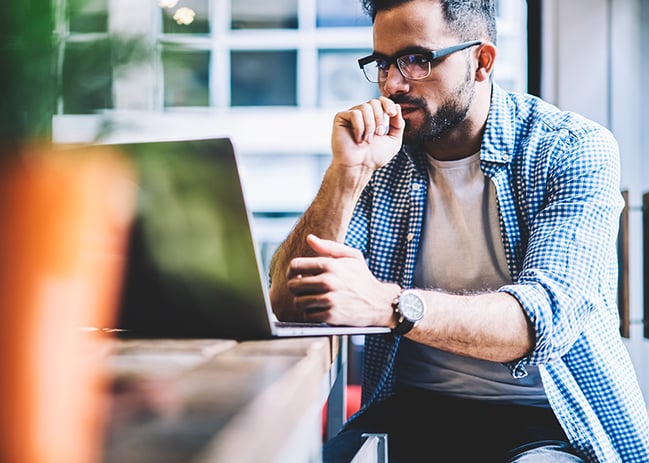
xmin=387 ymin=104 xmax=405 ymax=138
xmin=306 ymin=234 xmax=357 ymax=258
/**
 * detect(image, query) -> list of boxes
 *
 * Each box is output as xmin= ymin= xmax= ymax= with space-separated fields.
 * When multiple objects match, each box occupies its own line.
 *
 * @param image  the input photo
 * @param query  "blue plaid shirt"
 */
xmin=344 ymin=84 xmax=649 ymax=462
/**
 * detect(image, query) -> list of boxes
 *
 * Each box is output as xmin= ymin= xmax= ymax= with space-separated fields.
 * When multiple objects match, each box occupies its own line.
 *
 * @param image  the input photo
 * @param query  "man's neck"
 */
xmin=422 ymin=82 xmax=491 ymax=161
xmin=422 ymin=127 xmax=483 ymax=161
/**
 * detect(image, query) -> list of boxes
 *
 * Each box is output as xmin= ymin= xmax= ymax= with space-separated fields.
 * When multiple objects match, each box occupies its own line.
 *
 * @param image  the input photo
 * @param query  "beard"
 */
xmin=393 ymin=67 xmax=476 ymax=145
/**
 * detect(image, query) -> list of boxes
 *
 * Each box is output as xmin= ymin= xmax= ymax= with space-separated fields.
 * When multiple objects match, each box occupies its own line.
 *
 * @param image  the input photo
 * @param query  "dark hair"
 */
xmin=360 ymin=0 xmax=497 ymax=43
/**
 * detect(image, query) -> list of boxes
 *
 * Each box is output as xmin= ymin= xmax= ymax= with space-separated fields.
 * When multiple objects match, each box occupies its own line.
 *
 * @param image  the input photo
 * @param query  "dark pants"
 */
xmin=323 ymin=386 xmax=584 ymax=463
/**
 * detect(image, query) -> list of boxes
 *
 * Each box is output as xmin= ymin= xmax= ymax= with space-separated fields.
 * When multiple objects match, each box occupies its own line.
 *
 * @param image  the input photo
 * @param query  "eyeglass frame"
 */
xmin=357 ymin=40 xmax=483 ymax=83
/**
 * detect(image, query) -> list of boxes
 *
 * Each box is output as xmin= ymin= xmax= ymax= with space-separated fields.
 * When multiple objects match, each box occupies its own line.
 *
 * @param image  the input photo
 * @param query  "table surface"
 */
xmin=102 ymin=336 xmax=341 ymax=463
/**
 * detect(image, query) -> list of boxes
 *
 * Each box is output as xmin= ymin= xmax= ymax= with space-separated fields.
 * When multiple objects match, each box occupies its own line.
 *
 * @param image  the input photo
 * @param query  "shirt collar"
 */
xmin=402 ymin=144 xmax=431 ymax=177
xmin=479 ymin=83 xmax=516 ymax=164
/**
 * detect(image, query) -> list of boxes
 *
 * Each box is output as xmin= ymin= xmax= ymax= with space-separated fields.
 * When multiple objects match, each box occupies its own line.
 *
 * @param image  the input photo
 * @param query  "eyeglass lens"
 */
xmin=398 ymin=54 xmax=431 ymax=79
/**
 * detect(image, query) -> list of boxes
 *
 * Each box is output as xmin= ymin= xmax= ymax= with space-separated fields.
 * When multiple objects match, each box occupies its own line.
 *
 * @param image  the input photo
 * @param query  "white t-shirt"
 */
xmin=396 ymin=152 xmax=548 ymax=406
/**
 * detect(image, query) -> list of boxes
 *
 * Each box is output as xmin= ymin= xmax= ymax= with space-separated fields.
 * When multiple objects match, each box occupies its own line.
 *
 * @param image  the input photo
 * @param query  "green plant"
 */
xmin=0 ymin=1 xmax=56 ymax=148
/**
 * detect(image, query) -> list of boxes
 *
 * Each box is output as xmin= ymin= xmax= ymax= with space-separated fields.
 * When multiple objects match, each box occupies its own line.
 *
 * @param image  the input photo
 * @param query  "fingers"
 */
xmin=285 ymin=272 xmax=332 ymax=320
xmin=368 ymin=98 xmax=385 ymax=136
xmin=284 ymin=235 xmax=369 ymax=324
xmin=285 ymin=256 xmax=336 ymax=319
xmin=388 ymin=104 xmax=405 ymax=135
xmin=339 ymin=96 xmax=402 ymax=144
xmin=286 ymin=257 xmax=324 ymax=280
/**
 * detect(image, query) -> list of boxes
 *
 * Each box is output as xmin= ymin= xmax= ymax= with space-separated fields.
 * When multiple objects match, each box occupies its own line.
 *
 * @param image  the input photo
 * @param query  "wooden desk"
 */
xmin=103 ymin=336 xmax=343 ymax=463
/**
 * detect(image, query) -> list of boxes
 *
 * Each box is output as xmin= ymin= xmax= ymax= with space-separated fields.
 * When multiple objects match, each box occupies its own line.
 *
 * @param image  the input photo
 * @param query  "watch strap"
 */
xmin=392 ymin=317 xmax=415 ymax=335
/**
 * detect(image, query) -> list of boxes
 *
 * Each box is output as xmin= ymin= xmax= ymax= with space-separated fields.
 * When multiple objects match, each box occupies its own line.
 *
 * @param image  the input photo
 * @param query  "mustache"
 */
xmin=389 ymin=94 xmax=426 ymax=107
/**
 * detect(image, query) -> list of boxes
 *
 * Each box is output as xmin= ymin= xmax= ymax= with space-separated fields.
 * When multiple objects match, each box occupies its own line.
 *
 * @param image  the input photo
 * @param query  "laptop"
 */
xmin=112 ymin=137 xmax=391 ymax=340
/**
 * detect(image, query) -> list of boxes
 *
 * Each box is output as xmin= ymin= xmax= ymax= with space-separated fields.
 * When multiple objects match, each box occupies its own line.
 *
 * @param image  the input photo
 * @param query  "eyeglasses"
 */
xmin=358 ymin=40 xmax=482 ymax=83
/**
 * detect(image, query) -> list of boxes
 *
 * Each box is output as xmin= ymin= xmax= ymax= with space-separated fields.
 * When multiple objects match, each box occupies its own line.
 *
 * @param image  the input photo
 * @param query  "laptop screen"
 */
xmin=114 ymin=138 xmax=274 ymax=338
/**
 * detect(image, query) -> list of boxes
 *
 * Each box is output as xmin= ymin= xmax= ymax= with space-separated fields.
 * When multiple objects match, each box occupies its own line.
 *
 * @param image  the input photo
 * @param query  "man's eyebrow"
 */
xmin=372 ymin=45 xmax=434 ymax=59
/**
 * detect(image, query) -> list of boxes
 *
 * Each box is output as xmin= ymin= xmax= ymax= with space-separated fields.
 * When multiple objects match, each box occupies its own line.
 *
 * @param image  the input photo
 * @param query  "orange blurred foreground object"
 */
xmin=0 ymin=144 xmax=137 ymax=463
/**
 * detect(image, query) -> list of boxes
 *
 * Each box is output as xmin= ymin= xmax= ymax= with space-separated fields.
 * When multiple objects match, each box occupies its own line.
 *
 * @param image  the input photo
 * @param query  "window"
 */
xmin=68 ymin=0 xmax=108 ymax=33
xmin=316 ymin=0 xmax=371 ymax=28
xmin=231 ymin=0 xmax=298 ymax=29
xmin=56 ymin=0 xmax=526 ymax=115
xmin=61 ymin=40 xmax=113 ymax=114
xmin=162 ymin=48 xmax=211 ymax=107
xmin=494 ymin=0 xmax=528 ymax=93
xmin=230 ymin=50 xmax=297 ymax=106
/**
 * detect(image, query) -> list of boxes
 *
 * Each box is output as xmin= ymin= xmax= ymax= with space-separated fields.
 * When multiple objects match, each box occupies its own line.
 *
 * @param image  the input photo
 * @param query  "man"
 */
xmin=269 ymin=0 xmax=649 ymax=461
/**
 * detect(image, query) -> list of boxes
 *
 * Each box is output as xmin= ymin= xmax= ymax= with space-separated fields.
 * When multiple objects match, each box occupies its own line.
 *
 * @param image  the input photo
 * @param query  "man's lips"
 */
xmin=399 ymin=105 xmax=419 ymax=117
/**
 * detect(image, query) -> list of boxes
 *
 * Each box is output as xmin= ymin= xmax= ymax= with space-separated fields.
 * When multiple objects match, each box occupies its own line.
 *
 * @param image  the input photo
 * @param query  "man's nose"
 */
xmin=382 ymin=63 xmax=409 ymax=95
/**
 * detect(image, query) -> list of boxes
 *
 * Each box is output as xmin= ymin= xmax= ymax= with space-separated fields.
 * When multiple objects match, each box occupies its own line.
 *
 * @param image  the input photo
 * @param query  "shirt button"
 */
xmin=502 ymin=154 xmax=511 ymax=162
xmin=407 ymin=233 xmax=414 ymax=241
xmin=412 ymin=183 xmax=421 ymax=191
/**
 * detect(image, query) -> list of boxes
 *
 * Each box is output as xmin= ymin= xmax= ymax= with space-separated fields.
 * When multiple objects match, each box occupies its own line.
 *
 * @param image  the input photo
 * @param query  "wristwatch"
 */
xmin=391 ymin=288 xmax=425 ymax=335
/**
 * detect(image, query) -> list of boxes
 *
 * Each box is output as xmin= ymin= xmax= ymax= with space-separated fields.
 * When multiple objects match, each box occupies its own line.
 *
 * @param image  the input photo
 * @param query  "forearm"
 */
xmin=405 ymin=290 xmax=534 ymax=363
xmin=269 ymin=164 xmax=372 ymax=320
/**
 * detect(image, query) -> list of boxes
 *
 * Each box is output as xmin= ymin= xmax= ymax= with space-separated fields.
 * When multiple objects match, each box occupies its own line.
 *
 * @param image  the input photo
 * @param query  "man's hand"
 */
xmin=331 ymin=96 xmax=405 ymax=172
xmin=286 ymin=234 xmax=397 ymax=327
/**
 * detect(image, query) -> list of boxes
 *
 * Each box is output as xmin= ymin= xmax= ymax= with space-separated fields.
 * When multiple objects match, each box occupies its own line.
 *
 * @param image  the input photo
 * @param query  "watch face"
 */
xmin=400 ymin=291 xmax=425 ymax=321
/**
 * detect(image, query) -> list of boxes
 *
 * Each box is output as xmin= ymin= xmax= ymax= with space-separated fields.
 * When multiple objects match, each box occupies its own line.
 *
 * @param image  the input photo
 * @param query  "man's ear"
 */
xmin=475 ymin=42 xmax=496 ymax=82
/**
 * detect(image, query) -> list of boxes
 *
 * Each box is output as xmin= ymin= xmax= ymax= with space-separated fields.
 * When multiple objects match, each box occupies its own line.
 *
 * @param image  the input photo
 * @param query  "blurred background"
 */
xmin=2 ymin=0 xmax=649 ymax=402
xmin=49 ymin=0 xmax=528 ymax=270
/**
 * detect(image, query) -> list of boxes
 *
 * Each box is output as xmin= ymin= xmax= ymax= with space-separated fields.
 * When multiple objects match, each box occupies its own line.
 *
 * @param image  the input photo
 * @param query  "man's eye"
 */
xmin=376 ymin=59 xmax=391 ymax=71
xmin=402 ymin=54 xmax=430 ymax=66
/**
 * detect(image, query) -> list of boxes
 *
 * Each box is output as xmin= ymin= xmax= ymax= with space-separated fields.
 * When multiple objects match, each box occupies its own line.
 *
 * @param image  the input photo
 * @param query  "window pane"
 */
xmin=230 ymin=51 xmax=297 ymax=106
xmin=317 ymin=0 xmax=371 ymax=28
xmin=319 ymin=50 xmax=378 ymax=107
xmin=494 ymin=0 xmax=528 ymax=93
xmin=161 ymin=0 xmax=210 ymax=34
xmin=68 ymin=0 xmax=108 ymax=33
xmin=162 ymin=48 xmax=210 ymax=107
xmin=231 ymin=0 xmax=298 ymax=30
xmin=61 ymin=40 xmax=113 ymax=114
